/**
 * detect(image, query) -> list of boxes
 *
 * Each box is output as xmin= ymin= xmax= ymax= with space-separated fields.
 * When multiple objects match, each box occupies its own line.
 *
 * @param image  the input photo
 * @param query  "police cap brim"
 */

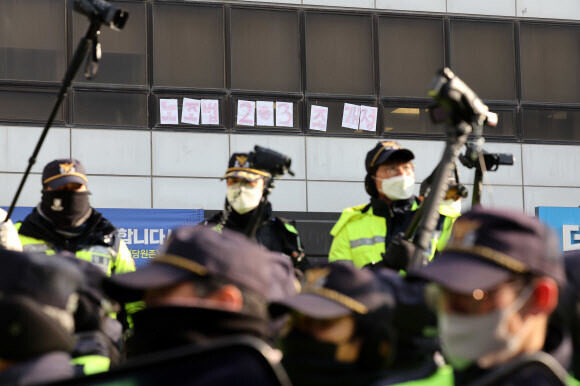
xmin=221 ymin=168 xmax=270 ymax=182
xmin=102 ymin=263 xmax=194 ymax=303
xmin=409 ymin=252 xmax=513 ymax=295
xmin=271 ymin=293 xmax=356 ymax=319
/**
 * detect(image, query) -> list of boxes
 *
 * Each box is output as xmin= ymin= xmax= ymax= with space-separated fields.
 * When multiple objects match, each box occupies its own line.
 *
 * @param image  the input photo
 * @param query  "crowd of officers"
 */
xmin=0 ymin=140 xmax=579 ymax=386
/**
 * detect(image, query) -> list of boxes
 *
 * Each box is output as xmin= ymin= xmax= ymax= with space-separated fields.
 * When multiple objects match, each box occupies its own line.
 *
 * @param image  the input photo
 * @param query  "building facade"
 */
xmin=1 ymin=0 xmax=579 ymax=256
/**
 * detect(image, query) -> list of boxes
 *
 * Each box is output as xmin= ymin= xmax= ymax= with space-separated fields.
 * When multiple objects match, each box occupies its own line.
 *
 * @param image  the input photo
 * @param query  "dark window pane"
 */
xmin=383 ymin=106 xmax=514 ymax=137
xmin=523 ymin=109 xmax=580 ymax=141
xmin=153 ymin=4 xmax=224 ymax=89
xmin=232 ymin=96 xmax=300 ymax=131
xmin=73 ymin=2 xmax=147 ymax=85
xmin=306 ymin=100 xmax=377 ymax=135
xmin=379 ymin=17 xmax=444 ymax=98
xmin=0 ymin=89 xmax=63 ymax=123
xmin=450 ymin=20 xmax=515 ymax=101
xmin=306 ymin=14 xmax=374 ymax=95
xmin=383 ymin=107 xmax=443 ymax=135
xmin=73 ymin=90 xmax=147 ymax=127
xmin=0 ymin=0 xmax=65 ymax=81
xmin=484 ymin=109 xmax=515 ymax=137
xmin=520 ymin=24 xmax=580 ymax=103
xmin=231 ymin=9 xmax=300 ymax=92
xmin=483 ymin=109 xmax=515 ymax=137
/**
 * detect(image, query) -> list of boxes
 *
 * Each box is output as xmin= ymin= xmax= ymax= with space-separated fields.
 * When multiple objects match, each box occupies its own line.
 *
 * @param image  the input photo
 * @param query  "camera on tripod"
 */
xmin=428 ymin=68 xmax=498 ymax=128
xmin=459 ymin=143 xmax=514 ymax=172
xmin=249 ymin=146 xmax=294 ymax=178
xmin=68 ymin=0 xmax=128 ymax=30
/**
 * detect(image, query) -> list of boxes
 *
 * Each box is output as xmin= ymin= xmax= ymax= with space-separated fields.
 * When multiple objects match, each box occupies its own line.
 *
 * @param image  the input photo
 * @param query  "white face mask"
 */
xmin=438 ymin=285 xmax=534 ymax=369
xmin=378 ymin=175 xmax=415 ymax=200
xmin=441 ymin=198 xmax=462 ymax=215
xmin=226 ymin=182 xmax=263 ymax=214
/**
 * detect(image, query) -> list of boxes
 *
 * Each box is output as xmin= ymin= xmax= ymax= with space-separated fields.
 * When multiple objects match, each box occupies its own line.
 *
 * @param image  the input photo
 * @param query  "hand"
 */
xmin=383 ymin=233 xmax=415 ymax=271
xmin=0 ymin=209 xmax=22 ymax=251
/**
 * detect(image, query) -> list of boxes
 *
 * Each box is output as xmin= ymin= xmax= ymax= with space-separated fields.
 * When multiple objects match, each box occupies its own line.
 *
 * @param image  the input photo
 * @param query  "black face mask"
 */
xmin=281 ymin=330 xmax=367 ymax=386
xmin=40 ymin=190 xmax=91 ymax=229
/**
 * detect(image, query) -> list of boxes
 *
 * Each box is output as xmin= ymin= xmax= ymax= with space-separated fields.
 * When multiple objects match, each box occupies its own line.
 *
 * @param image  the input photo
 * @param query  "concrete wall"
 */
xmin=231 ymin=0 xmax=580 ymax=20
xmin=2 ymin=126 xmax=578 ymax=216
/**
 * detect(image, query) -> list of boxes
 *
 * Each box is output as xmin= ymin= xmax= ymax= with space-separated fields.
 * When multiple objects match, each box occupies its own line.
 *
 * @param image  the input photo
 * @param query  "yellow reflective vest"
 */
xmin=15 ymin=223 xmax=135 ymax=276
xmin=386 ymin=365 xmax=454 ymax=386
xmin=329 ymin=201 xmax=459 ymax=269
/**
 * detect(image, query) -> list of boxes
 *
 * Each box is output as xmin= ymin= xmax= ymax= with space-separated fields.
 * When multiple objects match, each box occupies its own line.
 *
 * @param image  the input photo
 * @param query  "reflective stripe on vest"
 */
xmin=17 ymin=223 xmax=117 ymax=275
xmin=71 ymin=355 xmax=110 ymax=375
xmin=349 ymin=235 xmax=386 ymax=249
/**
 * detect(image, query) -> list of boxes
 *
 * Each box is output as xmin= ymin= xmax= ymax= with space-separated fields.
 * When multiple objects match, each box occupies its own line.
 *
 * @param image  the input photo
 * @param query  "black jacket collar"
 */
xmin=127 ymin=306 xmax=269 ymax=358
xmin=18 ymin=207 xmax=117 ymax=252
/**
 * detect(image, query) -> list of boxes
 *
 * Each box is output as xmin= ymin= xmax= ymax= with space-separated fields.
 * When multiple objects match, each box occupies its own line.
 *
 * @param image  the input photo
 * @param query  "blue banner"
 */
xmin=536 ymin=207 xmax=580 ymax=252
xmin=6 ymin=207 xmax=205 ymax=267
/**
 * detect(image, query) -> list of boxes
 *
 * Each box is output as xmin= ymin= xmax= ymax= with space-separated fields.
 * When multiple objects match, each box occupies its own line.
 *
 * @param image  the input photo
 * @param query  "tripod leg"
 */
xmin=4 ymin=20 xmax=103 ymax=222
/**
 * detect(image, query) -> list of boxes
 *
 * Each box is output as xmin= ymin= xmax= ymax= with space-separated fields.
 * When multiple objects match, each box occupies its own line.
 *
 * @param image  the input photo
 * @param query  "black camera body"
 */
xmin=429 ymin=68 xmax=497 ymax=128
xmin=459 ymin=143 xmax=514 ymax=172
xmin=68 ymin=0 xmax=128 ymax=30
xmin=249 ymin=146 xmax=294 ymax=178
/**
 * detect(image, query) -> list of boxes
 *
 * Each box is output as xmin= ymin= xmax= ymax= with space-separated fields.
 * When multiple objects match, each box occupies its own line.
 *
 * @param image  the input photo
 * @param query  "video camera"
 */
xmin=459 ymin=143 xmax=514 ymax=172
xmin=429 ymin=68 xmax=498 ymax=128
xmin=68 ymin=0 xmax=128 ymax=30
xmin=249 ymin=146 xmax=294 ymax=178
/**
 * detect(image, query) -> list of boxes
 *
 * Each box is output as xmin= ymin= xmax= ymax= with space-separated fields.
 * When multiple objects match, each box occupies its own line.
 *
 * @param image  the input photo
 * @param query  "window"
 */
xmin=232 ymin=96 xmax=300 ymax=131
xmin=72 ymin=1 xmax=147 ymax=85
xmin=0 ymin=89 xmax=64 ymax=123
xmin=306 ymin=100 xmax=377 ymax=135
xmin=383 ymin=106 xmax=444 ymax=135
xmin=153 ymin=94 xmax=225 ymax=129
xmin=523 ymin=108 xmax=580 ymax=141
xmin=230 ymin=9 xmax=300 ymax=92
xmin=520 ymin=23 xmax=580 ymax=103
xmin=482 ymin=108 xmax=516 ymax=138
xmin=383 ymin=105 xmax=514 ymax=137
xmin=73 ymin=90 xmax=148 ymax=127
xmin=379 ymin=17 xmax=444 ymax=98
xmin=305 ymin=13 xmax=374 ymax=96
xmin=0 ymin=0 xmax=65 ymax=82
xmin=450 ymin=20 xmax=516 ymax=101
xmin=153 ymin=4 xmax=224 ymax=89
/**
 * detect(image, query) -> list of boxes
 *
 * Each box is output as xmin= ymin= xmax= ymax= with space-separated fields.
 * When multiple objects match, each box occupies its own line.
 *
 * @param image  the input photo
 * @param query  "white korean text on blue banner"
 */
xmin=536 ymin=207 xmax=580 ymax=252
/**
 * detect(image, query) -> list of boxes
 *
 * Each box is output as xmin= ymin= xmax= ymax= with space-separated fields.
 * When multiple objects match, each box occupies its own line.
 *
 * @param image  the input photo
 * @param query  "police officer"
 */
xmin=102 ymin=226 xmax=276 ymax=358
xmin=16 ymin=158 xmax=135 ymax=277
xmin=271 ymin=263 xmax=398 ymax=386
xmin=207 ymin=152 xmax=305 ymax=268
xmin=273 ymin=262 xmax=454 ymax=386
xmin=411 ymin=207 xmax=577 ymax=385
xmin=0 ymin=249 xmax=82 ymax=385
xmin=555 ymin=250 xmax=580 ymax=377
xmin=329 ymin=141 xmax=453 ymax=269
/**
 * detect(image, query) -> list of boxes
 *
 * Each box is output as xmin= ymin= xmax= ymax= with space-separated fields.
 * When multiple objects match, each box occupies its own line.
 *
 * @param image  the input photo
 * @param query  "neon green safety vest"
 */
xmin=71 ymin=355 xmax=111 ymax=375
xmin=15 ymin=223 xmax=136 ymax=276
xmin=387 ymin=365 xmax=454 ymax=386
xmin=329 ymin=202 xmax=459 ymax=269
xmin=15 ymin=222 xmax=143 ymax=320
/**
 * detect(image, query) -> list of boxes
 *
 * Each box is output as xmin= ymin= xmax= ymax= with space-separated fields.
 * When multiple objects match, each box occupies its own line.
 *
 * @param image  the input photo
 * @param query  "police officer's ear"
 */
xmin=364 ymin=174 xmax=379 ymax=198
xmin=206 ymin=284 xmax=244 ymax=312
xmin=530 ymin=278 xmax=559 ymax=314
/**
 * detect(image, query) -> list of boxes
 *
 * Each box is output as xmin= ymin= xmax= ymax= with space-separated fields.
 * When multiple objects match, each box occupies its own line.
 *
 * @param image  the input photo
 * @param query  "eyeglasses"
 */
xmin=376 ymin=163 xmax=414 ymax=178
